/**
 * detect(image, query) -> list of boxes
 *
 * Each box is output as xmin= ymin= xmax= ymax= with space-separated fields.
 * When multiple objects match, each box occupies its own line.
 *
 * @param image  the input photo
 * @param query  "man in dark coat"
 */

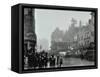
xmin=49 ymin=55 xmax=56 ymax=67
xmin=59 ymin=56 xmax=63 ymax=67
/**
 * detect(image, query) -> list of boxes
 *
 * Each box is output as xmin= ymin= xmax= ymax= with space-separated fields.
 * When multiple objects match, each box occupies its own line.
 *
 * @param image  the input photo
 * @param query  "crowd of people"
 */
xmin=24 ymin=49 xmax=63 ymax=69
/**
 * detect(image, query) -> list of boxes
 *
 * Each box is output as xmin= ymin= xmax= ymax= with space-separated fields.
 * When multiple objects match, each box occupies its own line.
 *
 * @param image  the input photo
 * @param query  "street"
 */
xmin=62 ymin=57 xmax=94 ymax=67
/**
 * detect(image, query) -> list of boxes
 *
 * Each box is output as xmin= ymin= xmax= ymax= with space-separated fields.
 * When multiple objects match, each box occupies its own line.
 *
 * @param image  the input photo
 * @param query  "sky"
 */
xmin=34 ymin=8 xmax=91 ymax=49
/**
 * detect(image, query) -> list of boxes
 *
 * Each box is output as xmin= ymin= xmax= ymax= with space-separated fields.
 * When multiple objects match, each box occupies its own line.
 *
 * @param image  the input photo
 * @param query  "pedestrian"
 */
xmin=59 ymin=56 xmax=63 ymax=67
xmin=44 ymin=54 xmax=48 ymax=68
xmin=49 ymin=55 xmax=55 ymax=67
xmin=57 ymin=55 xmax=60 ymax=67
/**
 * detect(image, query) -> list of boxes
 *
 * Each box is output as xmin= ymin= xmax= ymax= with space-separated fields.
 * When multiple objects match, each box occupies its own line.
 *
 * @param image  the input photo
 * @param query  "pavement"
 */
xmin=24 ymin=57 xmax=94 ymax=70
xmin=62 ymin=57 xmax=94 ymax=67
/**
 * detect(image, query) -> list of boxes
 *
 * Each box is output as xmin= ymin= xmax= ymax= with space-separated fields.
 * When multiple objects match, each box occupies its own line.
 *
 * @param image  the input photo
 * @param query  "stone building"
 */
xmin=24 ymin=8 xmax=37 ymax=54
xmin=75 ymin=12 xmax=95 ymax=49
xmin=51 ymin=27 xmax=64 ymax=42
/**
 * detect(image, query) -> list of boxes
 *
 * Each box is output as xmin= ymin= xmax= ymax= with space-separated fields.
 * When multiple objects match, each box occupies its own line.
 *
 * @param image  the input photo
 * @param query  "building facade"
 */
xmin=76 ymin=12 xmax=95 ymax=48
xmin=24 ymin=8 xmax=37 ymax=53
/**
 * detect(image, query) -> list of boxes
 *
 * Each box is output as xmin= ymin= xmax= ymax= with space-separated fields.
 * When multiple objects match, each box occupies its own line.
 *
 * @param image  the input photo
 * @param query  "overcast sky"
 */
xmin=35 ymin=8 xmax=91 ymax=48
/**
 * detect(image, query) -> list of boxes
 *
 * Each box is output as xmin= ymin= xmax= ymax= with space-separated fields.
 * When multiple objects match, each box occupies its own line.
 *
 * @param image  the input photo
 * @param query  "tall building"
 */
xmin=24 ymin=8 xmax=37 ymax=53
xmin=51 ymin=27 xmax=64 ymax=42
xmin=76 ymin=12 xmax=95 ymax=48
